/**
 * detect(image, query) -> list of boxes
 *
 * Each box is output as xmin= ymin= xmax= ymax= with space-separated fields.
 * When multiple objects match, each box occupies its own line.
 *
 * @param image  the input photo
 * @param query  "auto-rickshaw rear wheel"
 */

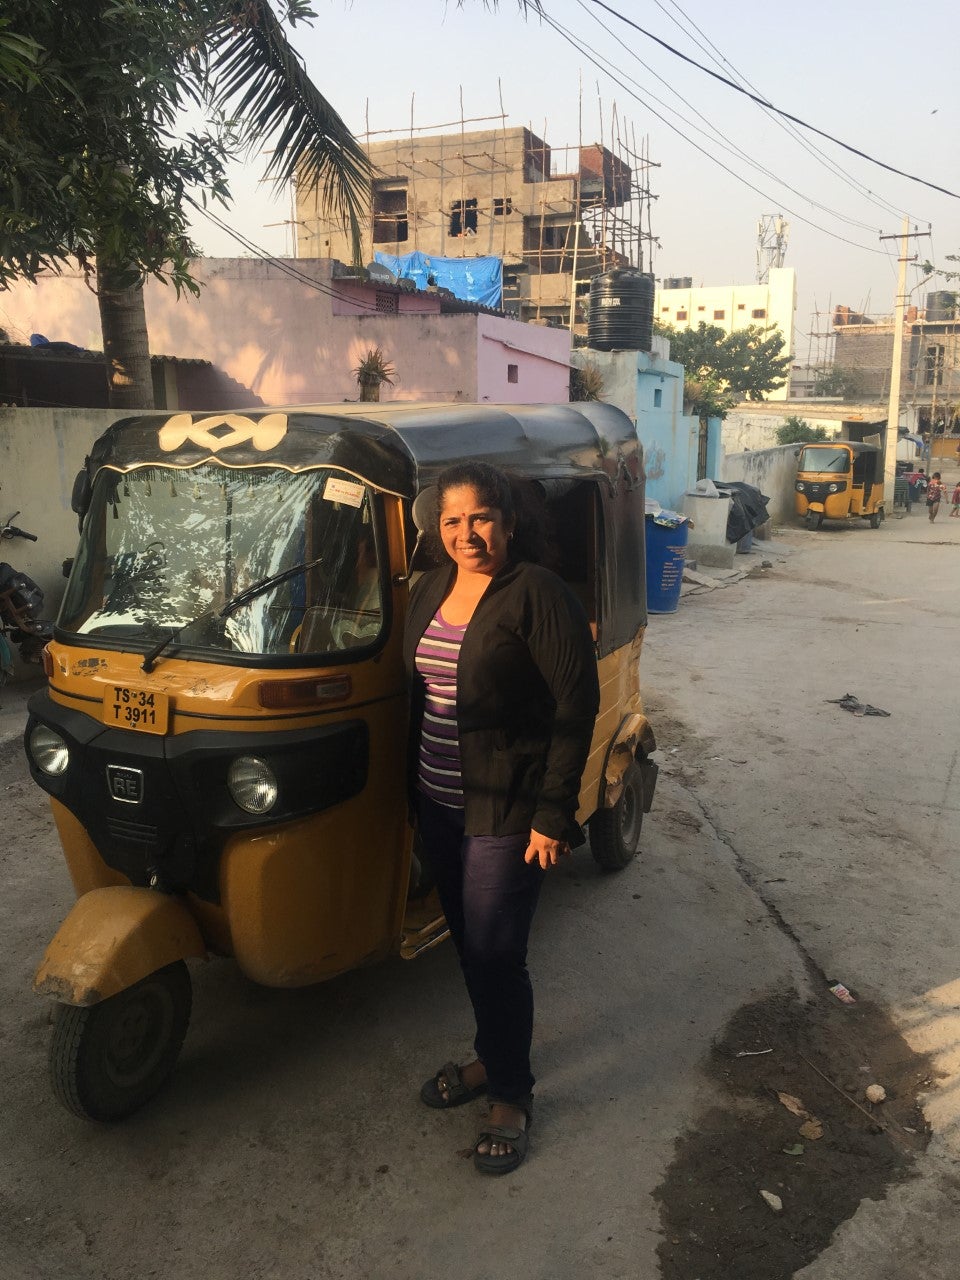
xmin=805 ymin=511 xmax=823 ymax=530
xmin=590 ymin=759 xmax=644 ymax=871
xmin=870 ymin=508 xmax=885 ymax=529
xmin=49 ymin=960 xmax=192 ymax=1121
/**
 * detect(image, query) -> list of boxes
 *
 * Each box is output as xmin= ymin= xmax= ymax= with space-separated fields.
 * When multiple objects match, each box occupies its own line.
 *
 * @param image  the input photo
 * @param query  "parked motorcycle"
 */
xmin=0 ymin=512 xmax=54 ymax=683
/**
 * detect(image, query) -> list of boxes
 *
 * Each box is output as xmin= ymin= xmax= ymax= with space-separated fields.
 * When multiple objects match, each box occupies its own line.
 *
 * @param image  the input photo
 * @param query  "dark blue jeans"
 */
xmin=416 ymin=793 xmax=545 ymax=1104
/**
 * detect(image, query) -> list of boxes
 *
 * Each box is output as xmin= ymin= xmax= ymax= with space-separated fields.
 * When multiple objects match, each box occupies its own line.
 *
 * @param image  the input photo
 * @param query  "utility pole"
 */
xmin=879 ymin=219 xmax=930 ymax=491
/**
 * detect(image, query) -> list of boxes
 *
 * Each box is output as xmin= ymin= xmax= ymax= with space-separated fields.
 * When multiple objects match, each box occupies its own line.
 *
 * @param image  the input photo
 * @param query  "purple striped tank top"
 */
xmin=415 ymin=609 xmax=466 ymax=808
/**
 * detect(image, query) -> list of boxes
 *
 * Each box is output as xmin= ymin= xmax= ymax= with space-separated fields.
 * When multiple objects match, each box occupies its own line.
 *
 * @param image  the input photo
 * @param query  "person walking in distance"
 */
xmin=404 ymin=462 xmax=599 ymax=1176
xmin=950 ymin=480 xmax=960 ymax=517
xmin=926 ymin=472 xmax=944 ymax=522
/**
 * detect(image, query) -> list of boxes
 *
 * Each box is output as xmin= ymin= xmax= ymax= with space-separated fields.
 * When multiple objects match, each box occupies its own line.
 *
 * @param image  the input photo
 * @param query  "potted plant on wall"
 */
xmin=353 ymin=346 xmax=396 ymax=402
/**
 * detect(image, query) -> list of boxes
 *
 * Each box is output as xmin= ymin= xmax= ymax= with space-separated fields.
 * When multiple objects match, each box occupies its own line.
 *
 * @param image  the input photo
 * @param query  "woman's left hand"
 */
xmin=524 ymin=829 xmax=570 ymax=869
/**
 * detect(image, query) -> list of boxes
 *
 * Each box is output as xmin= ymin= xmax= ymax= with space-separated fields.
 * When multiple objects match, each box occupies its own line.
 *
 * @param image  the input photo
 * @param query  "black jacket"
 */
xmin=403 ymin=559 xmax=600 ymax=842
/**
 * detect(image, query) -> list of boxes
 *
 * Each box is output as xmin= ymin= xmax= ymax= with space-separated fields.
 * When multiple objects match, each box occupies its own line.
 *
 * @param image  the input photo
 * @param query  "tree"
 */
xmin=775 ymin=415 xmax=829 ymax=445
xmin=0 ymin=2 xmax=371 ymax=408
xmin=811 ymin=365 xmax=861 ymax=399
xmin=657 ymin=321 xmax=793 ymax=419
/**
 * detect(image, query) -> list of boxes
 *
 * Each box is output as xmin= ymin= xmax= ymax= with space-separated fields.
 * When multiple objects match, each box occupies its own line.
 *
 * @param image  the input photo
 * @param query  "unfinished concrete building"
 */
xmin=833 ymin=293 xmax=960 ymax=433
xmin=294 ymin=124 xmax=655 ymax=328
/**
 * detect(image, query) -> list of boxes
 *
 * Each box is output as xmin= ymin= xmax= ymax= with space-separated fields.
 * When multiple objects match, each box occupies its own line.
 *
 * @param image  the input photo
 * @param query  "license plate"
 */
xmin=103 ymin=684 xmax=170 ymax=735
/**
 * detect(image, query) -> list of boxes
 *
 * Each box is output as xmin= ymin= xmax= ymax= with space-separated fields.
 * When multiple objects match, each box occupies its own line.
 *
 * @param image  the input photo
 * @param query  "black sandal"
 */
xmin=473 ymin=1095 xmax=533 ymax=1176
xmin=420 ymin=1060 xmax=488 ymax=1109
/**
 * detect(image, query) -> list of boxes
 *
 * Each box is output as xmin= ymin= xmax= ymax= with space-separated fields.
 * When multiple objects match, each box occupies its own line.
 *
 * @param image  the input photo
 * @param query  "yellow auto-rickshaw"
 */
xmin=794 ymin=440 xmax=885 ymax=530
xmin=25 ymin=402 xmax=658 ymax=1120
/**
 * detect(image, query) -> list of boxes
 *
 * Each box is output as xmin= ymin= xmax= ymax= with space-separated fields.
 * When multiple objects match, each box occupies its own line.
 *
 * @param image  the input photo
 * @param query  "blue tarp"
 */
xmin=374 ymin=250 xmax=502 ymax=309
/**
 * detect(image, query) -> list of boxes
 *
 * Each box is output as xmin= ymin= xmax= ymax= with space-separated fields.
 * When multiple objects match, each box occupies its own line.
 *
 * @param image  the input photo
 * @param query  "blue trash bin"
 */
xmin=645 ymin=513 xmax=689 ymax=614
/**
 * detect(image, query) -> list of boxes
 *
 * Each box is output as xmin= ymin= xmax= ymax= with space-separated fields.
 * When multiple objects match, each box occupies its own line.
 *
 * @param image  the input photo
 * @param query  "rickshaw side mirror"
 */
xmin=71 ymin=467 xmax=92 ymax=532
xmin=411 ymin=487 xmax=437 ymax=534
xmin=794 ymin=449 xmax=800 ymax=459
xmin=396 ymin=486 xmax=438 ymax=583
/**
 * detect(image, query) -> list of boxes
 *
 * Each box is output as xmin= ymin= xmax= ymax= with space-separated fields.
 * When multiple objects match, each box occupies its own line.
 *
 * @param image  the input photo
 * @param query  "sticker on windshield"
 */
xmin=323 ymin=477 xmax=364 ymax=508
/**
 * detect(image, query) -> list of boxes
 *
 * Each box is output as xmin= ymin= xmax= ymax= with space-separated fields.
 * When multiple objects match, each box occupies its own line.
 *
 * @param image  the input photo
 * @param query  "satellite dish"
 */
xmin=366 ymin=262 xmax=397 ymax=285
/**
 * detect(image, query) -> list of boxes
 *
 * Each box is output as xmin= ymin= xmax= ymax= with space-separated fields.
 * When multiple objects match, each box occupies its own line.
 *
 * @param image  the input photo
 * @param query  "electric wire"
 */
xmin=539 ymin=8 xmax=890 ymax=257
xmin=572 ymin=0 xmax=887 ymax=237
xmin=187 ymin=196 xmax=385 ymax=311
xmin=585 ymin=0 xmax=959 ymax=201
xmin=652 ymin=0 xmax=913 ymax=222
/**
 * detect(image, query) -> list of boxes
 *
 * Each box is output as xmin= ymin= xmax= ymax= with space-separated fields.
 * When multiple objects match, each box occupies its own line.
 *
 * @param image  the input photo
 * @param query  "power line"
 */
xmin=572 ymin=0 xmax=887 ymax=238
xmin=187 ymin=197 xmax=385 ymax=312
xmin=539 ymin=9 xmax=891 ymax=257
xmin=586 ymin=0 xmax=960 ymax=201
xmin=652 ymin=0 xmax=912 ymax=223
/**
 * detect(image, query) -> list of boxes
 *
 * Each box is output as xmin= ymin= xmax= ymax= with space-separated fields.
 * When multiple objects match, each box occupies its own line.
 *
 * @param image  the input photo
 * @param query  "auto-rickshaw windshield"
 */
xmin=58 ymin=464 xmax=385 ymax=658
xmin=797 ymin=446 xmax=850 ymax=474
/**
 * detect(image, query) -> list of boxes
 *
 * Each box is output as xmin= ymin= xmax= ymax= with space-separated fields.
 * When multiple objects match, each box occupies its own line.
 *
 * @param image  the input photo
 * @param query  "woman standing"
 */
xmin=927 ymin=472 xmax=945 ymax=522
xmin=404 ymin=462 xmax=600 ymax=1176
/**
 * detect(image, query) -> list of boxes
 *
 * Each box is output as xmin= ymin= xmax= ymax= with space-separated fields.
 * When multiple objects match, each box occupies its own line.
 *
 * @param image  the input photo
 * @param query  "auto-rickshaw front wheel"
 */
xmin=805 ymin=510 xmax=823 ymax=530
xmin=49 ymin=960 xmax=191 ymax=1121
xmin=590 ymin=760 xmax=644 ymax=871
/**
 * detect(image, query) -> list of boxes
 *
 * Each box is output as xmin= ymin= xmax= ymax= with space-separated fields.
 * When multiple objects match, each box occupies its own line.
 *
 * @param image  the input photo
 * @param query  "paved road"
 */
xmin=643 ymin=501 xmax=960 ymax=1280
xmin=1 ymin=496 xmax=959 ymax=1279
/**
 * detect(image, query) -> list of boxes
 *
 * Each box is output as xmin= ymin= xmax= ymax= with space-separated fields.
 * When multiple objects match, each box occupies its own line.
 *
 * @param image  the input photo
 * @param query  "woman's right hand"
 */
xmin=524 ymin=829 xmax=570 ymax=869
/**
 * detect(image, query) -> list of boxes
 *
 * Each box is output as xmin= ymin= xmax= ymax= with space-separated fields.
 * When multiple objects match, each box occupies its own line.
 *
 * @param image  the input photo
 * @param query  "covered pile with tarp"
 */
xmin=712 ymin=481 xmax=770 ymax=543
xmin=374 ymin=250 xmax=502 ymax=308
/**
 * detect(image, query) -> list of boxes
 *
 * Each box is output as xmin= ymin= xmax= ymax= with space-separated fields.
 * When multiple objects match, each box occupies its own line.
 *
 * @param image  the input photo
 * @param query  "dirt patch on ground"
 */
xmin=655 ymin=986 xmax=934 ymax=1280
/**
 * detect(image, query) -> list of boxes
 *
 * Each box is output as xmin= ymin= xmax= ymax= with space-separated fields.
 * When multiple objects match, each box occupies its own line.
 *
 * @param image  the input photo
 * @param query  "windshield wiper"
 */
xmin=219 ymin=554 xmax=325 ymax=619
xmin=139 ymin=555 xmax=325 ymax=673
xmin=141 ymin=628 xmax=180 ymax=674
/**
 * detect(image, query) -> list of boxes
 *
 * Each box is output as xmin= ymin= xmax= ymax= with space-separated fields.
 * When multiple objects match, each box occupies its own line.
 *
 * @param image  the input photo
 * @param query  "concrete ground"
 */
xmin=1 ymin=480 xmax=959 ymax=1279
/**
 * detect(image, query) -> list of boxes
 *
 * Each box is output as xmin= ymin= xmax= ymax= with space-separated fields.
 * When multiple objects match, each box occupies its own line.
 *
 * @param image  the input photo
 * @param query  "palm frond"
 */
xmin=207 ymin=1 xmax=370 ymax=258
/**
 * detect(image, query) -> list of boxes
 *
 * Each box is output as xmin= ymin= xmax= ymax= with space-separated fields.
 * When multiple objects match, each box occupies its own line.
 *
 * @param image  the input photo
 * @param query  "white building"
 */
xmin=655 ymin=266 xmax=797 ymax=401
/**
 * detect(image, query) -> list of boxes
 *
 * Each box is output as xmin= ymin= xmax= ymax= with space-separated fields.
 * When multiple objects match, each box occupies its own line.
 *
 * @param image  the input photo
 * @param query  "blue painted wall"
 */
xmin=573 ymin=346 xmax=721 ymax=511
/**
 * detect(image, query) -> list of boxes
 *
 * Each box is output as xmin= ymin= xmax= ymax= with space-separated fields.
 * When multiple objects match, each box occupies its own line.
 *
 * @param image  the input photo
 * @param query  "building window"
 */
xmin=676 ymin=309 xmax=687 ymax=321
xmin=713 ymin=309 xmax=725 ymax=320
xmin=372 ymin=182 xmax=408 ymax=244
xmin=450 ymin=198 xmax=478 ymax=237
xmin=375 ymin=291 xmax=398 ymax=314
xmin=924 ymin=343 xmax=945 ymax=386
xmin=751 ymin=308 xmax=767 ymax=319
xmin=507 ymin=363 xmax=519 ymax=384
xmin=493 ymin=197 xmax=512 ymax=216
xmin=654 ymin=388 xmax=663 ymax=407
xmin=697 ymin=305 xmax=705 ymax=312
xmin=737 ymin=303 xmax=746 ymax=310
xmin=661 ymin=306 xmax=670 ymax=312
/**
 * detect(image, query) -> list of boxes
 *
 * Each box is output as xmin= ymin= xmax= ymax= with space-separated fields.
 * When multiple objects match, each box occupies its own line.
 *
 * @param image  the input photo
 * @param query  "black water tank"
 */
xmin=926 ymin=290 xmax=956 ymax=321
xmin=588 ymin=269 xmax=655 ymax=351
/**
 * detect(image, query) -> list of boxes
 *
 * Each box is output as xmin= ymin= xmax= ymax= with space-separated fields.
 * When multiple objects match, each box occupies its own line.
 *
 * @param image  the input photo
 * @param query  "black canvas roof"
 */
xmin=87 ymin=401 xmax=643 ymax=497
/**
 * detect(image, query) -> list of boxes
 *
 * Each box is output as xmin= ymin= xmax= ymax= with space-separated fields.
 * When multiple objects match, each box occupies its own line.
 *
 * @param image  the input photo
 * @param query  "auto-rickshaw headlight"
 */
xmin=828 ymin=482 xmax=839 ymax=492
xmin=796 ymin=481 xmax=804 ymax=491
xmin=29 ymin=724 xmax=69 ymax=776
xmin=227 ymin=756 xmax=278 ymax=814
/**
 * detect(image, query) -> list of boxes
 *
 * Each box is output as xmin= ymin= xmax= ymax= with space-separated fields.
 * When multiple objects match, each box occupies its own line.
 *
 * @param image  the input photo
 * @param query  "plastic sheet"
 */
xmin=374 ymin=250 xmax=502 ymax=308
xmin=711 ymin=481 xmax=770 ymax=543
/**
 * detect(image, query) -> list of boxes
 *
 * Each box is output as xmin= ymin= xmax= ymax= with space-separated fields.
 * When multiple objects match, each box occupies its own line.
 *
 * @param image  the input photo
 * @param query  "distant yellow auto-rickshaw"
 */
xmin=25 ymin=401 xmax=659 ymax=1120
xmin=794 ymin=440 xmax=885 ymax=530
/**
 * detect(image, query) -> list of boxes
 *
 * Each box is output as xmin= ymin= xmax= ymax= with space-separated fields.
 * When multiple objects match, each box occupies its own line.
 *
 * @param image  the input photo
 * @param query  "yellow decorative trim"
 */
xmin=158 ymin=412 xmax=288 ymax=454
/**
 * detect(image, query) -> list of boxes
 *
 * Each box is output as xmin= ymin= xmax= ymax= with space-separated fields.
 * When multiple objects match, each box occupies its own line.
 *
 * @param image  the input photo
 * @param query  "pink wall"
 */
xmin=331 ymin=281 xmax=440 ymax=316
xmin=1 ymin=259 xmax=570 ymax=408
xmin=475 ymin=314 xmax=571 ymax=404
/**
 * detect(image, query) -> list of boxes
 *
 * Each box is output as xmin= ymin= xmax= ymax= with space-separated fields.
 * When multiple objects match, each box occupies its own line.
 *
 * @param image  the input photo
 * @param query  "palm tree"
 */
xmin=98 ymin=0 xmax=372 ymax=409
xmin=1 ymin=2 xmax=372 ymax=409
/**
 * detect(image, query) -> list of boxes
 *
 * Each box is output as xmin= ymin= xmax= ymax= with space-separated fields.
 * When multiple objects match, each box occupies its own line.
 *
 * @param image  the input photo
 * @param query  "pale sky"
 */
xmin=190 ymin=0 xmax=960 ymax=363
